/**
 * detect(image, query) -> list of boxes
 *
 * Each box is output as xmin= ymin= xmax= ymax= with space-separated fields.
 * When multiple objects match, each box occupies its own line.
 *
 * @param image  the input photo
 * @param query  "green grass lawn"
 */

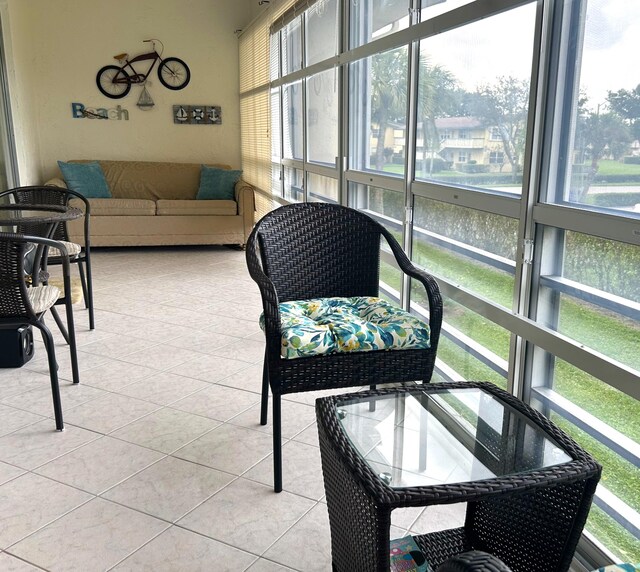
xmin=380 ymin=158 xmax=640 ymax=179
xmin=380 ymin=238 xmax=640 ymax=561
xmin=597 ymin=159 xmax=640 ymax=175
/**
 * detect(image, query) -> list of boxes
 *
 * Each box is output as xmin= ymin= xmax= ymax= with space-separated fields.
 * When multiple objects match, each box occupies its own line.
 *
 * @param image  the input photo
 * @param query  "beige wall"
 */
xmin=3 ymin=0 xmax=254 ymax=184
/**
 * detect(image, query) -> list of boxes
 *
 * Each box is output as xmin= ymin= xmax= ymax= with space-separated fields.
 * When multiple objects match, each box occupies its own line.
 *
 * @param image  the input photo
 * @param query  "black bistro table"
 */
xmin=316 ymin=382 xmax=601 ymax=572
xmin=0 ymin=204 xmax=82 ymax=284
xmin=0 ymin=203 xmax=83 ymax=234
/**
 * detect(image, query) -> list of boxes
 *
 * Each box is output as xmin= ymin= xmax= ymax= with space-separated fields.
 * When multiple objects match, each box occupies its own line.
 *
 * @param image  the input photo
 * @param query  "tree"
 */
xmin=416 ymin=58 xmax=458 ymax=177
xmin=607 ymin=84 xmax=640 ymax=141
xmin=371 ymin=48 xmax=407 ymax=170
xmin=470 ymin=76 xmax=529 ymax=182
xmin=573 ymin=105 xmax=631 ymax=201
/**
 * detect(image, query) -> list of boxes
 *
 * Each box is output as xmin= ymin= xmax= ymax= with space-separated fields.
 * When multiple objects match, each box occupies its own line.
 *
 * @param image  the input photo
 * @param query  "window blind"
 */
xmin=239 ymin=0 xmax=294 ymax=195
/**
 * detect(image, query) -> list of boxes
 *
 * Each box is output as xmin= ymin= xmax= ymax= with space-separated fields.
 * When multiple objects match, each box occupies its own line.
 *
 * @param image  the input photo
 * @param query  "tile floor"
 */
xmin=0 ymin=246 xmax=464 ymax=571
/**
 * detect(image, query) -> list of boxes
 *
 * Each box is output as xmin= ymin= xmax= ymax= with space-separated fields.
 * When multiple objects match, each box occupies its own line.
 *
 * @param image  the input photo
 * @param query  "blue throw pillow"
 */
xmin=197 ymin=166 xmax=242 ymax=200
xmin=57 ymin=161 xmax=111 ymax=198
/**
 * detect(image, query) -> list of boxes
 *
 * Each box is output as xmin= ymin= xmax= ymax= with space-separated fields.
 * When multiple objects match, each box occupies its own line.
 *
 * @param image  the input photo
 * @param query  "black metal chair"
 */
xmin=0 ymin=186 xmax=94 ymax=330
xmin=246 ymin=203 xmax=442 ymax=492
xmin=0 ymin=233 xmax=80 ymax=430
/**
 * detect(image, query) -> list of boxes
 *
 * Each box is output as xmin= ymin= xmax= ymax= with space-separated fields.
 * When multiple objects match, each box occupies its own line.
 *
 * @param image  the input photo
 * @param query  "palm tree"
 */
xmin=416 ymin=57 xmax=457 ymax=177
xmin=371 ymin=48 xmax=408 ymax=170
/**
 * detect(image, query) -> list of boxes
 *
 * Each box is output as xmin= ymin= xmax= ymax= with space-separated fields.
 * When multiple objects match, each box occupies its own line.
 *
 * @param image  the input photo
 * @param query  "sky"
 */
xmin=417 ymin=0 xmax=639 ymax=110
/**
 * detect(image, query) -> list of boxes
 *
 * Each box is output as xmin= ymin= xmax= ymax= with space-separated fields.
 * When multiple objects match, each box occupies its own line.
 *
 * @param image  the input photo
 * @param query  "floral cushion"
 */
xmin=260 ymin=296 xmax=431 ymax=359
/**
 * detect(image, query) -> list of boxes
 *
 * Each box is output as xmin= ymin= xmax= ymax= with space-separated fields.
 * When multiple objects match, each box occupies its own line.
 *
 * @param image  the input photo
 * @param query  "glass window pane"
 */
xmin=545 ymin=0 xmax=640 ymax=215
xmin=350 ymin=0 xmax=409 ymax=49
xmin=282 ymin=17 xmax=302 ymax=75
xmin=348 ymin=182 xmax=404 ymax=239
xmin=412 ymin=292 xmax=508 ymax=389
xmin=350 ymin=48 xmax=408 ymax=176
xmin=271 ymin=163 xmax=282 ymax=196
xmin=380 ymin=258 xmax=402 ymax=304
xmin=415 ymin=4 xmax=536 ymax=194
xmin=412 ymin=196 xmax=517 ymax=307
xmin=307 ymin=172 xmax=338 ymax=203
xmin=536 ymin=228 xmax=640 ymax=373
xmin=283 ymin=81 xmax=303 ymax=161
xmin=419 ymin=0 xmax=472 ymax=20
xmin=529 ymin=359 xmax=640 ymax=563
xmin=271 ymin=89 xmax=281 ymax=162
xmin=306 ymin=69 xmax=339 ymax=165
xmin=270 ymin=32 xmax=280 ymax=80
xmin=284 ymin=167 xmax=304 ymax=202
xmin=306 ymin=0 xmax=339 ymax=65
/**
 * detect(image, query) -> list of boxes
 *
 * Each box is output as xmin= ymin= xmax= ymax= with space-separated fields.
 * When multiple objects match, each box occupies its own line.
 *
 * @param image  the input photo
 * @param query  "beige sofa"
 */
xmin=45 ymin=160 xmax=255 ymax=247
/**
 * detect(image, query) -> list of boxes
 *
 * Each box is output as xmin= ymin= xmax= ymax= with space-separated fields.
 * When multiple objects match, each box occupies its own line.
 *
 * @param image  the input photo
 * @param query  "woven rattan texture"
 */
xmin=3 ymin=186 xmax=90 ymax=243
xmin=15 ymin=187 xmax=68 ymax=239
xmin=436 ymin=550 xmax=513 ymax=572
xmin=316 ymin=382 xmax=601 ymax=572
xmin=0 ymin=233 xmax=37 ymax=321
xmin=246 ymin=203 xmax=443 ymax=396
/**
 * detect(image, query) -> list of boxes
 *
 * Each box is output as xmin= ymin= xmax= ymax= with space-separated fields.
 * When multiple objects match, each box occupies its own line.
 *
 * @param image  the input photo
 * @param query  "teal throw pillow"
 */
xmin=57 ymin=161 xmax=111 ymax=198
xmin=197 ymin=166 xmax=242 ymax=200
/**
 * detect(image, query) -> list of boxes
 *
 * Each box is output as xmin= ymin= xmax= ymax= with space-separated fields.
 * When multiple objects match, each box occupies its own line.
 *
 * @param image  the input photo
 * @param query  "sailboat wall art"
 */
xmin=172 ymin=105 xmax=222 ymax=124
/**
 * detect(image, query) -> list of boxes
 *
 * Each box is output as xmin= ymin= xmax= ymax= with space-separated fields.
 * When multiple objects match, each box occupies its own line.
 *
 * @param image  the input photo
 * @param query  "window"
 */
xmin=439 ymin=129 xmax=453 ymax=141
xmin=283 ymin=81 xmax=303 ymax=161
xmin=305 ymin=0 xmax=339 ymax=66
xmin=350 ymin=47 xmax=408 ymax=176
xmin=307 ymin=172 xmax=338 ymax=203
xmin=489 ymin=126 xmax=502 ymax=141
xmin=414 ymin=4 xmax=536 ymax=193
xmin=542 ymin=0 xmax=640 ymax=216
xmin=350 ymin=0 xmax=409 ymax=49
xmin=306 ymin=69 xmax=338 ymax=165
xmin=241 ymin=0 xmax=640 ymax=562
xmin=282 ymin=17 xmax=302 ymax=75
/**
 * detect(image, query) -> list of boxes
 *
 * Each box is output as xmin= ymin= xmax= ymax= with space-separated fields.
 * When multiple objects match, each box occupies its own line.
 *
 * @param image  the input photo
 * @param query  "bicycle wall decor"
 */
xmin=96 ymin=39 xmax=190 ymax=99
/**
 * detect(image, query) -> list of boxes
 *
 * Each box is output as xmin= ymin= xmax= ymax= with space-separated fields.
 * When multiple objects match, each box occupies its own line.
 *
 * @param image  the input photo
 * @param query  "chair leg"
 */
xmin=260 ymin=356 xmax=269 ymax=426
xmin=50 ymin=306 xmax=70 ymax=345
xmin=37 ymin=323 xmax=64 ymax=430
xmin=64 ymin=295 xmax=80 ymax=384
xmin=273 ymin=393 xmax=282 ymax=493
xmin=79 ymin=257 xmax=95 ymax=330
xmin=78 ymin=260 xmax=88 ymax=309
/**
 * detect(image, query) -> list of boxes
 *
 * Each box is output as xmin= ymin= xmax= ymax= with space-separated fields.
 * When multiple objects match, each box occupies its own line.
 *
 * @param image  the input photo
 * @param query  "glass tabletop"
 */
xmin=336 ymin=387 xmax=572 ymax=489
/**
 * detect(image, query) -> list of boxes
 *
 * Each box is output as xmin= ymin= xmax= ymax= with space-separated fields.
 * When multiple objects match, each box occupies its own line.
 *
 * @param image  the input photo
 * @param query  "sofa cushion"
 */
xmin=156 ymin=200 xmax=237 ymax=216
xmin=88 ymin=198 xmax=156 ymax=216
xmin=197 ymin=166 xmax=243 ymax=200
xmin=57 ymin=161 xmax=111 ymax=198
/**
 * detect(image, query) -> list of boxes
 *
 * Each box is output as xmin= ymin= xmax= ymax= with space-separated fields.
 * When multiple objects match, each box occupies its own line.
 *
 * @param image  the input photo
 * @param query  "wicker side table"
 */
xmin=316 ymin=382 xmax=601 ymax=572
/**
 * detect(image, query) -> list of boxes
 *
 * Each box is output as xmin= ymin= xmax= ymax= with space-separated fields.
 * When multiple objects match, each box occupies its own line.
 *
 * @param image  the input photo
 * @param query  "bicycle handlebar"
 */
xmin=142 ymin=38 xmax=163 ymax=56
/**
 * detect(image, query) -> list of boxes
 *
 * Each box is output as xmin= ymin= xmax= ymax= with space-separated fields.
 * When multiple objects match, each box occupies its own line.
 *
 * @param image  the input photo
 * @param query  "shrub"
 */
xmin=623 ymin=156 xmax=640 ymax=165
xmin=585 ymin=192 xmax=640 ymax=208
xmin=457 ymin=163 xmax=490 ymax=174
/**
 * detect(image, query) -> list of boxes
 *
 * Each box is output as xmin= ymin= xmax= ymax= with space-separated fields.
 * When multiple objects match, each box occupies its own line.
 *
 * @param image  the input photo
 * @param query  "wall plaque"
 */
xmin=173 ymin=105 xmax=221 ymax=125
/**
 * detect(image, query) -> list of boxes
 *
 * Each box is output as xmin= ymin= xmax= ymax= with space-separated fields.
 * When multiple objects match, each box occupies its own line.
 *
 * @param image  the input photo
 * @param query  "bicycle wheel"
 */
xmin=158 ymin=58 xmax=190 ymax=90
xmin=96 ymin=65 xmax=131 ymax=99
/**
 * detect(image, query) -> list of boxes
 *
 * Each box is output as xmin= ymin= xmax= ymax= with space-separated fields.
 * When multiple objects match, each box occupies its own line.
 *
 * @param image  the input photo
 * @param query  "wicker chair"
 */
xmin=246 ymin=203 xmax=442 ymax=492
xmin=0 ymin=233 xmax=80 ymax=430
xmin=0 ymin=186 xmax=94 ymax=330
